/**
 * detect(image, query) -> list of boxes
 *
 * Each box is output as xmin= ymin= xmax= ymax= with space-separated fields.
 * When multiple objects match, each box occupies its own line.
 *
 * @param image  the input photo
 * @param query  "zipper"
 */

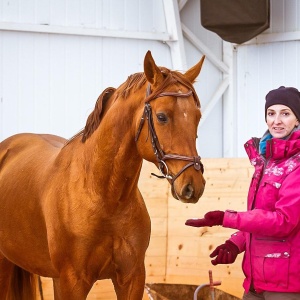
xmin=255 ymin=237 xmax=286 ymax=242
xmin=248 ymin=137 xmax=272 ymax=289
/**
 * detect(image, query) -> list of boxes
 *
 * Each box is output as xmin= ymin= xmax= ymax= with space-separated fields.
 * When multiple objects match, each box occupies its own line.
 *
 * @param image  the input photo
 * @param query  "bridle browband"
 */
xmin=135 ymin=83 xmax=204 ymax=186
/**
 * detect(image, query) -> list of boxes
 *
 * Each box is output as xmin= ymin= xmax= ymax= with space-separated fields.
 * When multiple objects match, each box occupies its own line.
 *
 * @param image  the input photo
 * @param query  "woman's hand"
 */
xmin=209 ymin=240 xmax=240 ymax=265
xmin=185 ymin=210 xmax=224 ymax=227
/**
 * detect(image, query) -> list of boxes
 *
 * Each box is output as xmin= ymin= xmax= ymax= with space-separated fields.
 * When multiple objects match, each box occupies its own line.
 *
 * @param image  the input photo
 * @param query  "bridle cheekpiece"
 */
xmin=135 ymin=82 xmax=204 ymax=186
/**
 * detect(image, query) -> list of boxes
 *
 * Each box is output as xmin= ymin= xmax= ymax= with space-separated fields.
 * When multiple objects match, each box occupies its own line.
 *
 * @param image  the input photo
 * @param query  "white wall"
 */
xmin=235 ymin=0 xmax=300 ymax=156
xmin=180 ymin=0 xmax=224 ymax=158
xmin=0 ymin=0 xmax=172 ymax=139
xmin=1 ymin=0 xmax=299 ymax=158
xmin=0 ymin=0 xmax=226 ymax=158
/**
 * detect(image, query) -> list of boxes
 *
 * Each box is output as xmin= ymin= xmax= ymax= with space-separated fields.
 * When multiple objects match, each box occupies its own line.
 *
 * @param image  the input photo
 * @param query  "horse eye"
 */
xmin=156 ymin=113 xmax=168 ymax=123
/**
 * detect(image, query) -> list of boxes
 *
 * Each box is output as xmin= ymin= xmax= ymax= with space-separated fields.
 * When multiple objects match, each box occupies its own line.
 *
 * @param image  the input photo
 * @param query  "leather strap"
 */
xmin=136 ymin=83 xmax=204 ymax=186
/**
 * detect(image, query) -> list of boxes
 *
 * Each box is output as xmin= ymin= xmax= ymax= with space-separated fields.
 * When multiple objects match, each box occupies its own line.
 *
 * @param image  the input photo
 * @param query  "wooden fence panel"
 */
xmin=40 ymin=158 xmax=252 ymax=299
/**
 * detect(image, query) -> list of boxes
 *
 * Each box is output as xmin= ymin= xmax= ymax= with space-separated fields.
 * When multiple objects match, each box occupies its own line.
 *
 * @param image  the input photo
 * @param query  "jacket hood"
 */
xmin=245 ymin=127 xmax=300 ymax=160
xmin=267 ymin=126 xmax=300 ymax=159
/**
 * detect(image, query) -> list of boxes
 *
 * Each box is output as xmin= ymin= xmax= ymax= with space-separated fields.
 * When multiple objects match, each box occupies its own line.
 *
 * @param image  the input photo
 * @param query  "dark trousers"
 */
xmin=243 ymin=290 xmax=300 ymax=300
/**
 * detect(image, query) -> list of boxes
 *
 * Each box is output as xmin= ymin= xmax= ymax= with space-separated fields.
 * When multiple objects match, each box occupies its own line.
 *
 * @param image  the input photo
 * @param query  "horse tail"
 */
xmin=6 ymin=265 xmax=37 ymax=300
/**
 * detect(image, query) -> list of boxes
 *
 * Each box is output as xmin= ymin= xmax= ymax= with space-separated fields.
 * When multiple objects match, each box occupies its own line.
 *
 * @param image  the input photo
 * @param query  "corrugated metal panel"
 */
xmin=0 ymin=0 xmax=167 ymax=32
xmin=235 ymin=0 xmax=300 ymax=156
xmin=0 ymin=0 xmax=224 ymax=158
xmin=0 ymin=0 xmax=171 ymax=140
xmin=181 ymin=0 xmax=224 ymax=157
xmin=2 ymin=0 xmax=299 ymax=158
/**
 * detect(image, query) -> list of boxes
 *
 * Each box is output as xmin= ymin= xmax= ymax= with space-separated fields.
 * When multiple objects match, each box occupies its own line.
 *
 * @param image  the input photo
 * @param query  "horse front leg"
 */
xmin=0 ymin=256 xmax=14 ymax=297
xmin=52 ymin=274 xmax=94 ymax=300
xmin=112 ymin=264 xmax=146 ymax=300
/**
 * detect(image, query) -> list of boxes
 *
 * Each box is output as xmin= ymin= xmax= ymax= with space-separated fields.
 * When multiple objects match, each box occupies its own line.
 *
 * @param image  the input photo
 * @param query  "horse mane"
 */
xmin=120 ymin=72 xmax=147 ymax=99
xmin=119 ymin=67 xmax=200 ymax=106
xmin=142 ymin=67 xmax=200 ymax=107
xmin=66 ymin=73 xmax=148 ymax=145
xmin=66 ymin=87 xmax=116 ymax=144
xmin=66 ymin=67 xmax=199 ymax=145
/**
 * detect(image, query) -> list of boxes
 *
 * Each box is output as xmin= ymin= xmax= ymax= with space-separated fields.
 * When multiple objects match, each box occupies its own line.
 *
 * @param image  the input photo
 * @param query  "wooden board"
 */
xmin=39 ymin=158 xmax=252 ymax=299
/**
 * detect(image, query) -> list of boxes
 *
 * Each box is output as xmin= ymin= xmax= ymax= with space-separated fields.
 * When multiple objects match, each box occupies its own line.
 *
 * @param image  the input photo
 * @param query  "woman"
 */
xmin=186 ymin=86 xmax=300 ymax=300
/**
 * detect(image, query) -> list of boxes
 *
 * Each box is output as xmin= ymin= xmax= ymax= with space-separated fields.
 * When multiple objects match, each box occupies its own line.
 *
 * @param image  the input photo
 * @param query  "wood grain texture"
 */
xmin=39 ymin=158 xmax=251 ymax=299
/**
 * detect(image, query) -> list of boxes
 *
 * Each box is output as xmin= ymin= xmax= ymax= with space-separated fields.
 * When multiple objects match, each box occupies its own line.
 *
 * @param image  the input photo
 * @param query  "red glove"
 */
xmin=185 ymin=210 xmax=224 ymax=227
xmin=210 ymin=240 xmax=239 ymax=265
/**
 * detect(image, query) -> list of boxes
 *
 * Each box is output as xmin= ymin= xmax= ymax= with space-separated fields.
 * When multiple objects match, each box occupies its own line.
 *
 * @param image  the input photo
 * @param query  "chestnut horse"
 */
xmin=0 ymin=51 xmax=205 ymax=300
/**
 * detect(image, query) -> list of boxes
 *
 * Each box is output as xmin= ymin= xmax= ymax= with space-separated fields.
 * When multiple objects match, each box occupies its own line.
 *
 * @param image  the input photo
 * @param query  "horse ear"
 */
xmin=144 ymin=51 xmax=164 ymax=87
xmin=184 ymin=55 xmax=205 ymax=83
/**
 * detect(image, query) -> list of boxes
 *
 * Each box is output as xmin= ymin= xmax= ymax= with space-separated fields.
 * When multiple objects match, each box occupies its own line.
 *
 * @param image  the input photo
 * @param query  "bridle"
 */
xmin=135 ymin=84 xmax=204 ymax=186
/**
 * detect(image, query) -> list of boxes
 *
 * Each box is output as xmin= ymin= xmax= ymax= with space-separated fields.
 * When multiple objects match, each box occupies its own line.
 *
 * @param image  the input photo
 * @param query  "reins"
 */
xmin=135 ymin=83 xmax=204 ymax=186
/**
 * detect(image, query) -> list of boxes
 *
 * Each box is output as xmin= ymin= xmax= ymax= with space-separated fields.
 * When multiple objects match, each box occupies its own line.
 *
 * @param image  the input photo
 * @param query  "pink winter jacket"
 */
xmin=223 ymin=130 xmax=300 ymax=293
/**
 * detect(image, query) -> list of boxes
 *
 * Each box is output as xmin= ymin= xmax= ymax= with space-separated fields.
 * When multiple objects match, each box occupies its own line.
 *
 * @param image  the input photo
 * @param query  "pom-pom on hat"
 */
xmin=265 ymin=86 xmax=300 ymax=121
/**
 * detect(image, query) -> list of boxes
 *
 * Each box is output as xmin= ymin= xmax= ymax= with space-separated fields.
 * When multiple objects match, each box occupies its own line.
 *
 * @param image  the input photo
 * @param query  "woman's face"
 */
xmin=266 ymin=104 xmax=299 ymax=138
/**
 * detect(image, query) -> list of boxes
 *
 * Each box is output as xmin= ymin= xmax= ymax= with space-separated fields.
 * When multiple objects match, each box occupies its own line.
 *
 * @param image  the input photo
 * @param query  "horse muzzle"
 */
xmin=151 ymin=155 xmax=205 ymax=203
xmin=171 ymin=175 xmax=206 ymax=203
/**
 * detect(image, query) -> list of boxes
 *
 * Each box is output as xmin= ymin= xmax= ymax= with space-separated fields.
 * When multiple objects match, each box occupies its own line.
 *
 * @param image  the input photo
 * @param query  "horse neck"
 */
xmin=80 ymin=98 xmax=144 ymax=199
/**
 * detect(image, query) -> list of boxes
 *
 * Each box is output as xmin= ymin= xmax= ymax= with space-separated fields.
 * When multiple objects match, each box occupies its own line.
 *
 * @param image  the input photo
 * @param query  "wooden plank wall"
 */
xmin=40 ymin=158 xmax=252 ymax=299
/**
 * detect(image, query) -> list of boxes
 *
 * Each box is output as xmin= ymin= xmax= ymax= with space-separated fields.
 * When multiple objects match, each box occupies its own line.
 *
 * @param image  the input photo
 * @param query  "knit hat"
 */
xmin=265 ymin=86 xmax=300 ymax=121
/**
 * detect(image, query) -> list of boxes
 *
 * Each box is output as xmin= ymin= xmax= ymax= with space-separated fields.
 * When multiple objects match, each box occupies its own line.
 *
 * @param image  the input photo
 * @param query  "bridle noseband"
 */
xmin=135 ymin=84 xmax=204 ymax=186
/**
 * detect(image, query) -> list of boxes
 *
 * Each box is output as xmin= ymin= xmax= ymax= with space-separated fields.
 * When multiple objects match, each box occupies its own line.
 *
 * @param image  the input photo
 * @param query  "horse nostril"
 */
xmin=182 ymin=184 xmax=194 ymax=199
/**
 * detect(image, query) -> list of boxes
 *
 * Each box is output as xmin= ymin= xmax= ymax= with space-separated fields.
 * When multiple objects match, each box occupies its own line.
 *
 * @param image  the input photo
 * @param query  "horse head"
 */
xmin=135 ymin=51 xmax=206 ymax=203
